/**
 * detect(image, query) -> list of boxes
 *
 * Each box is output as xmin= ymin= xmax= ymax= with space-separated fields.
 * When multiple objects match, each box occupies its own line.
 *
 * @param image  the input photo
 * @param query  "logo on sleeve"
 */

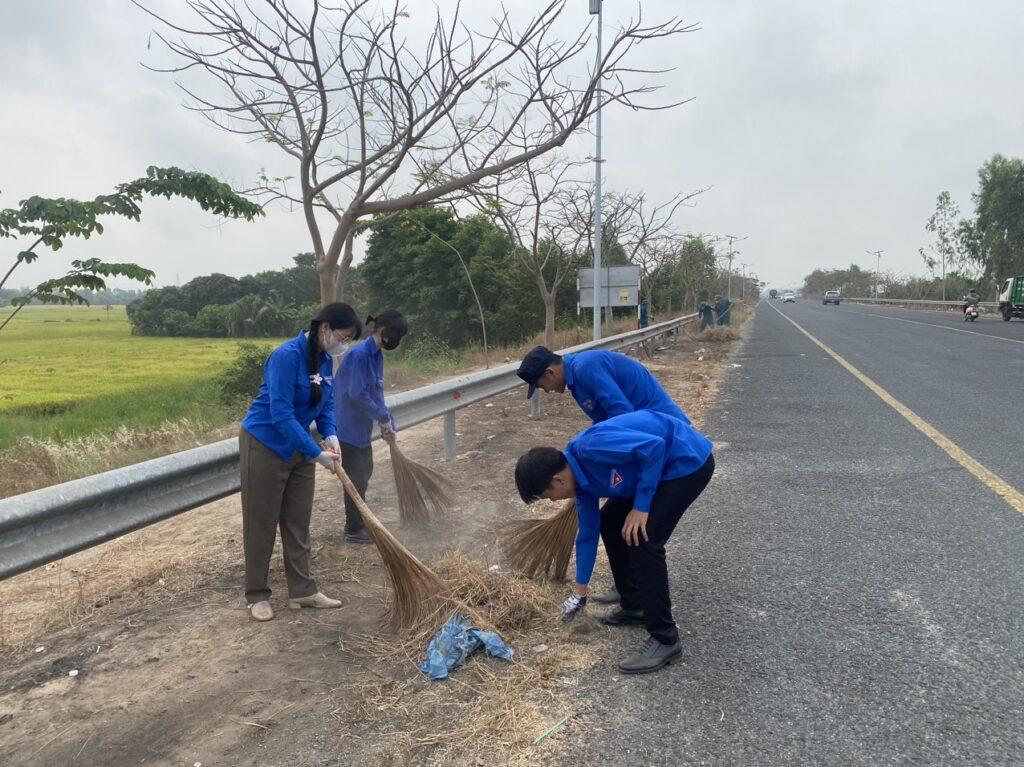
xmin=610 ymin=469 xmax=623 ymax=489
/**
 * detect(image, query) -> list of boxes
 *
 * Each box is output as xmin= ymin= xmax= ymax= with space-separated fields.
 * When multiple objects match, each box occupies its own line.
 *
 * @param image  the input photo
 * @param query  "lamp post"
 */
xmin=867 ymin=249 xmax=883 ymax=298
xmin=590 ymin=0 xmax=604 ymax=341
xmin=741 ymin=262 xmax=750 ymax=298
xmin=724 ymin=234 xmax=747 ymax=300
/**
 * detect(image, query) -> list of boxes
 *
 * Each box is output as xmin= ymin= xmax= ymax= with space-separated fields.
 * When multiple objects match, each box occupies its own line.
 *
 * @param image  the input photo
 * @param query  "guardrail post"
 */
xmin=443 ymin=411 xmax=457 ymax=460
xmin=531 ymin=391 xmax=541 ymax=417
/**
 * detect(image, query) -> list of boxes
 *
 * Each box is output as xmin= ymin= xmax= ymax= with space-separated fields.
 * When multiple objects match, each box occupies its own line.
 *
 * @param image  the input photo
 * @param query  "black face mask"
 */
xmin=381 ymin=335 xmax=401 ymax=351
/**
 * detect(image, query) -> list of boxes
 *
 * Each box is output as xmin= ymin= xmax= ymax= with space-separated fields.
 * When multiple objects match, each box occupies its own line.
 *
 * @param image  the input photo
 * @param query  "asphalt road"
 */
xmin=558 ymin=301 xmax=1024 ymax=767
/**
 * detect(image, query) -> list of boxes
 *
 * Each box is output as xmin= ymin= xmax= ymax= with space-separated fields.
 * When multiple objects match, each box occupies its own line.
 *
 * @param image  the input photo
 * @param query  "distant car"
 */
xmin=822 ymin=290 xmax=841 ymax=305
xmin=783 ymin=292 xmax=796 ymax=303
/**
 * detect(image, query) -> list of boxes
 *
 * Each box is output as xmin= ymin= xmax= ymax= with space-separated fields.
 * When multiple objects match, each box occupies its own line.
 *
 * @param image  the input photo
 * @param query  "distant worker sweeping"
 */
xmin=239 ymin=303 xmax=362 ymax=622
xmin=334 ymin=310 xmax=409 ymax=544
xmin=514 ymin=410 xmax=715 ymax=674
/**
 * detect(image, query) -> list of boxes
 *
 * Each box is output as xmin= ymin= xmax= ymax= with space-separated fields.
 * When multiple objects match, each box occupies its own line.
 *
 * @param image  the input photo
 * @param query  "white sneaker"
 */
xmin=288 ymin=592 xmax=342 ymax=609
xmin=249 ymin=600 xmax=274 ymax=622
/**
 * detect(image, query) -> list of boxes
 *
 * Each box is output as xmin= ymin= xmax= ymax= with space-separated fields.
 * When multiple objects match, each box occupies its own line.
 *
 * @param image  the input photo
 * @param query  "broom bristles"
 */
xmin=388 ymin=442 xmax=455 ymax=524
xmin=329 ymin=462 xmax=449 ymax=632
xmin=503 ymin=499 xmax=578 ymax=580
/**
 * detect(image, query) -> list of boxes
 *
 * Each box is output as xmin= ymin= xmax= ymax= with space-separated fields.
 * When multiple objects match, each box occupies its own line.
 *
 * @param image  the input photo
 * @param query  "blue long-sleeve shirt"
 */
xmin=565 ymin=410 xmax=713 ymax=586
xmin=335 ymin=336 xmax=392 ymax=447
xmin=242 ymin=331 xmax=337 ymax=461
xmin=563 ymin=350 xmax=690 ymax=425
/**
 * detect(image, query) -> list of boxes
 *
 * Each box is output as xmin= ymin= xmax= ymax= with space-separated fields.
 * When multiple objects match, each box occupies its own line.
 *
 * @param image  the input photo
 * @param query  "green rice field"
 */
xmin=0 ymin=305 xmax=283 ymax=450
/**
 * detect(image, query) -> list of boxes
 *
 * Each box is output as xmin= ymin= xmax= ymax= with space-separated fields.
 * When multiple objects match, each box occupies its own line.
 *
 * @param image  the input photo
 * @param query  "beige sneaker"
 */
xmin=249 ymin=600 xmax=274 ymax=622
xmin=288 ymin=592 xmax=342 ymax=609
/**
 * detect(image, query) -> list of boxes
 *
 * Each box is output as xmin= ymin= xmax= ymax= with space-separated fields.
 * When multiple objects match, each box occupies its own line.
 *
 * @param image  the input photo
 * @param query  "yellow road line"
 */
xmin=767 ymin=303 xmax=1024 ymax=516
xmin=843 ymin=306 xmax=1024 ymax=345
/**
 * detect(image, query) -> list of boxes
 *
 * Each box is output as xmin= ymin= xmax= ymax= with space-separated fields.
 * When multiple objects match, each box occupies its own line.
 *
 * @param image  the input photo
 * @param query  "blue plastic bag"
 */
xmin=420 ymin=612 xmax=514 ymax=680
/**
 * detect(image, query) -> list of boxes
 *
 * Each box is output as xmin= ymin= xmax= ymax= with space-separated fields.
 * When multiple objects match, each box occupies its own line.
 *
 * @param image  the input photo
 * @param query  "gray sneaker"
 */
xmin=590 ymin=587 xmax=621 ymax=604
xmin=618 ymin=636 xmax=682 ymax=674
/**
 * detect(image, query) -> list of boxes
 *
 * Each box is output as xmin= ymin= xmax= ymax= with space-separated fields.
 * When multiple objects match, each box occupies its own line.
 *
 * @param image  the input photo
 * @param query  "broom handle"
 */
xmin=327 ymin=462 xmax=439 ymax=570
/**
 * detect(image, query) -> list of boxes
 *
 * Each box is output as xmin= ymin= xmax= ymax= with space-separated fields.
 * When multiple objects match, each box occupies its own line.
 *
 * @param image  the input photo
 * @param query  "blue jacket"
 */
xmin=563 ymin=350 xmax=690 ymax=425
xmin=242 ymin=331 xmax=337 ymax=461
xmin=566 ymin=411 xmax=713 ymax=586
xmin=335 ymin=336 xmax=393 ymax=447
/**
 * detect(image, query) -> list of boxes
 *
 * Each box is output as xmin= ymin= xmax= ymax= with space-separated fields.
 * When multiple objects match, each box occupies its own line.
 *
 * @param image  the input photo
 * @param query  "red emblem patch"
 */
xmin=610 ymin=469 xmax=623 ymax=488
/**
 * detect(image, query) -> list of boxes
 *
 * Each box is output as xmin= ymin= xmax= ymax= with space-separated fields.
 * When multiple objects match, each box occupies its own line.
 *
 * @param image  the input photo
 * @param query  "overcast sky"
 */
xmin=3 ymin=0 xmax=1023 ymax=294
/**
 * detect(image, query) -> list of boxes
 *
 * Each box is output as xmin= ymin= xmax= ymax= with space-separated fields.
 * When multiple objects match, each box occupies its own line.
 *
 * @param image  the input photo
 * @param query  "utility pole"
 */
xmin=590 ymin=0 xmax=604 ymax=341
xmin=741 ymin=263 xmax=750 ymax=298
xmin=724 ymin=234 xmax=747 ymax=300
xmin=866 ymin=249 xmax=883 ymax=298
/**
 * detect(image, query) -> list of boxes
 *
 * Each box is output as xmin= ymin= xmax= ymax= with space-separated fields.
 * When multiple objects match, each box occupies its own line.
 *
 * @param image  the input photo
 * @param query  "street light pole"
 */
xmin=866 ymin=249 xmax=884 ymax=298
xmin=741 ymin=263 xmax=750 ymax=298
xmin=590 ymin=0 xmax=604 ymax=341
xmin=724 ymin=234 xmax=747 ymax=300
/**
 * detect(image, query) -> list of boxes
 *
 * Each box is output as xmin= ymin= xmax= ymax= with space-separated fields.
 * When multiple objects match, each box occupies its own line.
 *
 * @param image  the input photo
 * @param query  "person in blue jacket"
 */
xmin=334 ymin=310 xmax=409 ymax=543
xmin=714 ymin=294 xmax=732 ymax=325
xmin=516 ymin=346 xmax=690 ymax=426
xmin=515 ymin=410 xmax=715 ymax=674
xmin=240 ymin=303 xmax=362 ymax=622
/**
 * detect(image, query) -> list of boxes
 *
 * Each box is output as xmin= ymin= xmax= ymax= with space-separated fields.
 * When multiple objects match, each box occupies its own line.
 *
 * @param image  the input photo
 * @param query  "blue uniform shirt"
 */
xmin=565 ymin=411 xmax=713 ymax=586
xmin=242 ymin=331 xmax=337 ymax=461
xmin=563 ymin=350 xmax=690 ymax=425
xmin=335 ymin=336 xmax=393 ymax=448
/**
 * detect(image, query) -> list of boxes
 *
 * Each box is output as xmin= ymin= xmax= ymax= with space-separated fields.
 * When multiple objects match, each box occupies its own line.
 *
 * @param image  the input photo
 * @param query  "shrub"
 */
xmin=396 ymin=333 xmax=459 ymax=375
xmin=218 ymin=342 xmax=273 ymax=405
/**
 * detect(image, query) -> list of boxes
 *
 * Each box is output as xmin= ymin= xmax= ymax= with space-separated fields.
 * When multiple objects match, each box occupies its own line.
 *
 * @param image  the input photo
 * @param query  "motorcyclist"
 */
xmin=962 ymin=288 xmax=980 ymax=315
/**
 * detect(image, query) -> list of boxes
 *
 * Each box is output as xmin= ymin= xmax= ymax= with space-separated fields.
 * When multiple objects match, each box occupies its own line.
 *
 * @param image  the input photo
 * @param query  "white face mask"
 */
xmin=324 ymin=339 xmax=351 ymax=357
xmin=321 ymin=328 xmax=352 ymax=357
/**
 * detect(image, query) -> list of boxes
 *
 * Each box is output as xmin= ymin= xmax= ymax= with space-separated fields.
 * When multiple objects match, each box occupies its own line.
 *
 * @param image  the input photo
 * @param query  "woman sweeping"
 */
xmin=334 ymin=310 xmax=409 ymax=543
xmin=240 ymin=303 xmax=363 ymax=622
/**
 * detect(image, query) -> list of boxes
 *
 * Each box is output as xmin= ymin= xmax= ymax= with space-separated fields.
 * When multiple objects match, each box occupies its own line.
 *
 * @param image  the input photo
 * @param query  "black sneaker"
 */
xmin=344 ymin=528 xmax=373 ymax=544
xmin=599 ymin=607 xmax=645 ymax=626
xmin=618 ymin=636 xmax=682 ymax=674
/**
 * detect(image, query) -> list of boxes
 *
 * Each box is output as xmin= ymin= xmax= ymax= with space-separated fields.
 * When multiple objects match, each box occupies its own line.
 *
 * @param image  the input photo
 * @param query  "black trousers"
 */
xmin=339 ymin=441 xmax=373 ymax=533
xmin=599 ymin=454 xmax=715 ymax=645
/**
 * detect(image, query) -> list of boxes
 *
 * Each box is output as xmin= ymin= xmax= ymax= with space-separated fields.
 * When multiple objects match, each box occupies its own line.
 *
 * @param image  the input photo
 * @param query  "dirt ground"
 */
xmin=0 ymin=317 xmax=745 ymax=767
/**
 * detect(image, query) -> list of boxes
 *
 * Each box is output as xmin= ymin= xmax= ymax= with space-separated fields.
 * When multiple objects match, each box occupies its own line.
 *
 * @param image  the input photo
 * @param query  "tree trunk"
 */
xmin=544 ymin=293 xmax=557 ymax=348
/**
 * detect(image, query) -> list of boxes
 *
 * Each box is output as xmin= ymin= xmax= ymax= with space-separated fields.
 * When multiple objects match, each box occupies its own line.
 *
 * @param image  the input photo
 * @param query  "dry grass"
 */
xmin=0 ymin=419 xmax=238 ymax=499
xmin=503 ymin=500 xmax=578 ymax=580
xmin=347 ymin=552 xmax=610 ymax=766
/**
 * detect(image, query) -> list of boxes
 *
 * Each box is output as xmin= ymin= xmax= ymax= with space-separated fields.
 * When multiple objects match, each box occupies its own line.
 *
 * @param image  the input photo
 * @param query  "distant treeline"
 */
xmin=126 ymin=209 xmax=580 ymax=347
xmin=1 ymin=287 xmax=145 ymax=306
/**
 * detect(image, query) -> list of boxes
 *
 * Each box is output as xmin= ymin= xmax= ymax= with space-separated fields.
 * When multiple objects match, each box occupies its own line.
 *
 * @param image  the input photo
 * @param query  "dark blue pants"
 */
xmin=599 ymin=455 xmax=716 ymax=644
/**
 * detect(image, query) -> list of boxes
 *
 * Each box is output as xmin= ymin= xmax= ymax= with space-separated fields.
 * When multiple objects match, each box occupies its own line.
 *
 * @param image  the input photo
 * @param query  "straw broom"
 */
xmin=502 ymin=499 xmax=578 ymax=580
xmin=326 ymin=461 xmax=450 ymax=632
xmin=387 ymin=441 xmax=454 ymax=524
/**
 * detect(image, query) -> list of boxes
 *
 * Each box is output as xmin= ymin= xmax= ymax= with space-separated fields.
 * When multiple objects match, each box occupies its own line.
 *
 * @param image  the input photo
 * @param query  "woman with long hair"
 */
xmin=239 ymin=302 xmax=362 ymax=621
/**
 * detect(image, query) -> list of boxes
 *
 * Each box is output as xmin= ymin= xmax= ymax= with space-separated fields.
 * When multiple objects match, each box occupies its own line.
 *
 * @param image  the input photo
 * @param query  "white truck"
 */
xmin=997 ymin=276 xmax=1024 ymax=321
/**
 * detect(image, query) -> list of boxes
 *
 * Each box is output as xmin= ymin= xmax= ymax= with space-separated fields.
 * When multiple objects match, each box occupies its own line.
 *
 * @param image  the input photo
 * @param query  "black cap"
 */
xmin=517 ymin=345 xmax=556 ymax=399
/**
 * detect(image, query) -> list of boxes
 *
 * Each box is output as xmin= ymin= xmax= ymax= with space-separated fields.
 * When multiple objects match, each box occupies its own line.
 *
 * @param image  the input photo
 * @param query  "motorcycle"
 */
xmin=963 ymin=304 xmax=978 ymax=322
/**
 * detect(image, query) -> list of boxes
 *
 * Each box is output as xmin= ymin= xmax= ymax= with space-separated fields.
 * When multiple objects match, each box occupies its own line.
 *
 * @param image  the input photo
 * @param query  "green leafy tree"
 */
xmin=919 ymin=191 xmax=973 ymax=300
xmin=1 ymin=166 xmax=263 ymax=331
xmin=963 ymin=154 xmax=1024 ymax=284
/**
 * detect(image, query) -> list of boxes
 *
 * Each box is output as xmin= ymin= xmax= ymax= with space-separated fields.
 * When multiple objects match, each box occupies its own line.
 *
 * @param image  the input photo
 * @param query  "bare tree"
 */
xmin=464 ymin=152 xmax=589 ymax=347
xmin=563 ymin=186 xmax=706 ymax=330
xmin=136 ymin=0 xmax=692 ymax=304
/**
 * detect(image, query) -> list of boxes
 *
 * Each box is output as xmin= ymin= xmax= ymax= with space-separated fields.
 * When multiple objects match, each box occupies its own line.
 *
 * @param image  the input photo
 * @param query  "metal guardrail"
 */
xmin=0 ymin=313 xmax=696 ymax=580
